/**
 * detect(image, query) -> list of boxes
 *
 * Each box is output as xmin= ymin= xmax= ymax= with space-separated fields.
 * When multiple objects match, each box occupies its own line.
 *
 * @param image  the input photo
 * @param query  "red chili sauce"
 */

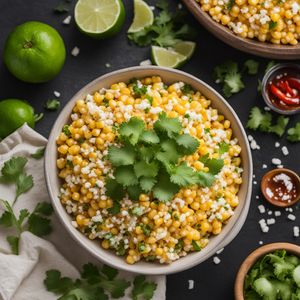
xmin=267 ymin=72 xmax=300 ymax=111
xmin=265 ymin=172 xmax=298 ymax=204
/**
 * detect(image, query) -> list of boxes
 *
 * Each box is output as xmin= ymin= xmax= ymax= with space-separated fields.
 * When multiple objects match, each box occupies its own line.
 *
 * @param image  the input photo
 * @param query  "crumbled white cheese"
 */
xmin=288 ymin=214 xmax=296 ymax=221
xmin=71 ymin=47 xmax=80 ymax=57
xmin=63 ymin=15 xmax=72 ymax=25
xmin=258 ymin=205 xmax=266 ymax=214
xmin=188 ymin=280 xmax=194 ymax=290
xmin=213 ymin=256 xmax=221 ymax=264
xmin=54 ymin=91 xmax=61 ymax=98
xmin=294 ymin=226 xmax=300 ymax=237
xmin=282 ymin=146 xmax=289 ymax=156
xmin=275 ymin=142 xmax=280 ymax=148
xmin=272 ymin=158 xmax=281 ymax=165
xmin=139 ymin=59 xmax=152 ymax=66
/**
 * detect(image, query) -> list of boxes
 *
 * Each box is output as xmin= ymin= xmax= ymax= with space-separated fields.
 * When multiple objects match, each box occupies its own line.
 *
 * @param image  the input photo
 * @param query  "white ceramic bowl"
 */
xmin=45 ymin=66 xmax=253 ymax=275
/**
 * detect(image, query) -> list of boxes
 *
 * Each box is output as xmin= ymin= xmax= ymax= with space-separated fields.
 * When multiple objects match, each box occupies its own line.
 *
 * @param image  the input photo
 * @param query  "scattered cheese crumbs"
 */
xmin=259 ymin=219 xmax=269 ymax=233
xmin=272 ymin=158 xmax=281 ymax=165
xmin=248 ymin=135 xmax=253 ymax=141
xmin=213 ymin=256 xmax=221 ymax=265
xmin=71 ymin=47 xmax=80 ymax=57
xmin=216 ymin=248 xmax=224 ymax=255
xmin=268 ymin=211 xmax=273 ymax=215
xmin=264 ymin=106 xmax=271 ymax=111
xmin=275 ymin=142 xmax=280 ymax=148
xmin=63 ymin=15 xmax=72 ymax=25
xmin=277 ymin=165 xmax=284 ymax=169
xmin=288 ymin=214 xmax=296 ymax=221
xmin=259 ymin=241 xmax=263 ymax=245
xmin=54 ymin=91 xmax=61 ymax=98
xmin=267 ymin=218 xmax=275 ymax=225
xmin=253 ymin=181 xmax=257 ymax=185
xmin=178 ymin=3 xmax=183 ymax=9
xmin=262 ymin=164 xmax=268 ymax=169
xmin=139 ymin=59 xmax=152 ymax=66
xmin=149 ymin=5 xmax=155 ymax=10
xmin=253 ymin=174 xmax=256 ymax=178
xmin=105 ymin=63 xmax=111 ymax=68
xmin=188 ymin=280 xmax=194 ymax=290
xmin=282 ymin=146 xmax=289 ymax=156
xmin=256 ymin=195 xmax=259 ymax=199
xmin=274 ymin=211 xmax=281 ymax=217
xmin=250 ymin=139 xmax=260 ymax=150
xmin=294 ymin=226 xmax=300 ymax=237
xmin=258 ymin=205 xmax=266 ymax=214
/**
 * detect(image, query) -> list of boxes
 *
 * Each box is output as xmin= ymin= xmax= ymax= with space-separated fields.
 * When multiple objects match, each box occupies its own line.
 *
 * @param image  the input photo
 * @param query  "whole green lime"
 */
xmin=3 ymin=21 xmax=66 ymax=83
xmin=0 ymin=99 xmax=35 ymax=139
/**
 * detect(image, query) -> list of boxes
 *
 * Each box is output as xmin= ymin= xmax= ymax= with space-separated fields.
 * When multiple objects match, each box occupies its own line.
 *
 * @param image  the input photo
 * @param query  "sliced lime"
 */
xmin=74 ymin=0 xmax=125 ymax=39
xmin=151 ymin=46 xmax=187 ymax=69
xmin=173 ymin=41 xmax=196 ymax=60
xmin=128 ymin=0 xmax=154 ymax=33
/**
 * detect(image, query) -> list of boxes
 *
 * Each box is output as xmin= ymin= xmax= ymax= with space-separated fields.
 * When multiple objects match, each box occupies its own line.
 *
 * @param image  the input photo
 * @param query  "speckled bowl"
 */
xmin=45 ymin=66 xmax=253 ymax=275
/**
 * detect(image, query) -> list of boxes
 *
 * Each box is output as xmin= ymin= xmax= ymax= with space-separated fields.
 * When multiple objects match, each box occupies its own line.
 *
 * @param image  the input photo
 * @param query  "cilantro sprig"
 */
xmin=127 ymin=0 xmax=196 ymax=47
xmin=44 ymin=263 xmax=157 ymax=300
xmin=0 ymin=156 xmax=33 ymax=205
xmin=106 ymin=114 xmax=224 ymax=210
xmin=0 ymin=200 xmax=53 ymax=254
xmin=247 ymin=107 xmax=289 ymax=137
xmin=287 ymin=123 xmax=300 ymax=142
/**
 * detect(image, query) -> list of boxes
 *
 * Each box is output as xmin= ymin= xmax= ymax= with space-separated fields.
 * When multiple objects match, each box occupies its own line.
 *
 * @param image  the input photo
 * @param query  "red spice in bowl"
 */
xmin=261 ymin=168 xmax=300 ymax=207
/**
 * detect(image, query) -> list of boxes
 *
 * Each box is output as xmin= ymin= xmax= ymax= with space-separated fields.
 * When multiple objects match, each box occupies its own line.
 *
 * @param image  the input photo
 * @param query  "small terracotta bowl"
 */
xmin=235 ymin=242 xmax=300 ymax=300
xmin=261 ymin=168 xmax=300 ymax=207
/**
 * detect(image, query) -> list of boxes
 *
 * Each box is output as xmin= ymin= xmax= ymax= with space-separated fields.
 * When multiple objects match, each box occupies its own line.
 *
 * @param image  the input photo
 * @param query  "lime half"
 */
xmin=173 ymin=41 xmax=196 ymax=60
xmin=151 ymin=46 xmax=187 ymax=68
xmin=75 ymin=0 xmax=125 ymax=39
xmin=128 ymin=0 xmax=154 ymax=33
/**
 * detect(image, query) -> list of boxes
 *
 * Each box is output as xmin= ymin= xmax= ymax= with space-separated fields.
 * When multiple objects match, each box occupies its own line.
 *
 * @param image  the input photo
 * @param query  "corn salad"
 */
xmin=56 ymin=76 xmax=243 ymax=264
xmin=197 ymin=0 xmax=300 ymax=45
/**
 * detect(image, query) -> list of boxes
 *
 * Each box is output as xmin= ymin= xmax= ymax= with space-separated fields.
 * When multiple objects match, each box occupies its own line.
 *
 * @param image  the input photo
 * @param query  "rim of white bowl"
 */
xmin=45 ymin=66 xmax=253 ymax=275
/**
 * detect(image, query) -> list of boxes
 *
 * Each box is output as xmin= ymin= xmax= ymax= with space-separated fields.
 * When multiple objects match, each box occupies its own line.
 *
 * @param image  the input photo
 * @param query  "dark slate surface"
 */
xmin=0 ymin=0 xmax=299 ymax=299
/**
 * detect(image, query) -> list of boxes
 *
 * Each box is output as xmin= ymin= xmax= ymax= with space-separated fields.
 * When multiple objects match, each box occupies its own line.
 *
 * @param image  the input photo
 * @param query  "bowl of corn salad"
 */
xmin=45 ymin=66 xmax=252 ymax=274
xmin=182 ymin=0 xmax=300 ymax=59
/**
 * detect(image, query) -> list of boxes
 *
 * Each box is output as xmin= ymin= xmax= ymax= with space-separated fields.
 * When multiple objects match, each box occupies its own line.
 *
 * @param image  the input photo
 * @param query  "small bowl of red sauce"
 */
xmin=262 ymin=63 xmax=300 ymax=115
xmin=261 ymin=168 xmax=300 ymax=207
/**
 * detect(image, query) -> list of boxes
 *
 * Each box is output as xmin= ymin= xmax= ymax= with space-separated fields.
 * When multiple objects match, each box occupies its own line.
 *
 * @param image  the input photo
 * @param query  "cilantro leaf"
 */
xmin=265 ymin=61 xmax=277 ymax=73
xmin=62 ymin=286 xmax=107 ymax=300
xmin=45 ymin=99 xmax=60 ymax=111
xmin=31 ymin=147 xmax=45 ymax=159
xmin=54 ymin=3 xmax=69 ymax=13
xmin=287 ymin=123 xmax=300 ymax=142
xmin=270 ymin=116 xmax=289 ymax=137
xmin=108 ymin=145 xmax=136 ymax=166
xmin=44 ymin=270 xmax=75 ymax=294
xmin=0 ymin=210 xmax=14 ymax=227
xmin=18 ymin=209 xmax=30 ymax=226
xmin=155 ymin=139 xmax=180 ymax=165
xmin=81 ymin=263 xmax=100 ymax=281
xmin=134 ymin=161 xmax=159 ymax=178
xmin=28 ymin=213 xmax=52 ymax=236
xmin=205 ymin=158 xmax=224 ymax=175
xmin=269 ymin=20 xmax=277 ymax=30
xmin=16 ymin=173 xmax=34 ymax=198
xmin=139 ymin=130 xmax=160 ymax=144
xmin=226 ymin=0 xmax=234 ymax=10
xmin=244 ymin=59 xmax=259 ymax=75
xmin=62 ymin=125 xmax=71 ymax=137
xmin=7 ymin=235 xmax=19 ymax=255
xmin=107 ymin=201 xmax=121 ymax=214
xmin=154 ymin=113 xmax=182 ymax=138
xmin=34 ymin=113 xmax=44 ymax=122
xmin=153 ymin=171 xmax=180 ymax=202
xmin=34 ymin=202 xmax=53 ymax=216
xmin=127 ymin=185 xmax=143 ymax=201
xmin=1 ymin=156 xmax=27 ymax=181
xmin=219 ymin=142 xmax=229 ymax=154
xmin=247 ymin=107 xmax=268 ymax=130
xmin=181 ymin=84 xmax=194 ymax=95
xmin=169 ymin=163 xmax=199 ymax=186
xmin=133 ymin=84 xmax=147 ymax=97
xmin=197 ymin=171 xmax=215 ymax=187
xmin=119 ymin=117 xmax=145 ymax=145
xmin=175 ymin=134 xmax=199 ymax=155
xmin=102 ymin=265 xmax=118 ymax=280
xmin=115 ymin=166 xmax=138 ymax=186
xmin=132 ymin=275 xmax=157 ymax=300
xmin=192 ymin=240 xmax=201 ymax=251
xmin=105 ymin=178 xmax=125 ymax=201
xmin=140 ymin=177 xmax=157 ymax=192
xmin=257 ymin=79 xmax=263 ymax=92
xmin=99 ymin=278 xmax=130 ymax=299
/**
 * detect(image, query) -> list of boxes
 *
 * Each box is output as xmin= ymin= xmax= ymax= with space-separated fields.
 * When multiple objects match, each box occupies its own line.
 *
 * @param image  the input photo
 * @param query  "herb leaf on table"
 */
xmin=287 ymin=123 xmax=300 ymax=142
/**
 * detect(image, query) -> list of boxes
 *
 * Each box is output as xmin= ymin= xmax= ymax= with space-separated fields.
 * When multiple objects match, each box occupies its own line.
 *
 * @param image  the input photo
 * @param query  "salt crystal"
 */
xmin=213 ymin=256 xmax=221 ymax=264
xmin=287 ymin=214 xmax=296 ymax=221
xmin=188 ymin=280 xmax=194 ymax=290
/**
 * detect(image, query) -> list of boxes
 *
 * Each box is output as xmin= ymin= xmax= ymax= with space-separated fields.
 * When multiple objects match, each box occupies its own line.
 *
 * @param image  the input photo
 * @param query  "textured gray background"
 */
xmin=0 ymin=0 xmax=299 ymax=299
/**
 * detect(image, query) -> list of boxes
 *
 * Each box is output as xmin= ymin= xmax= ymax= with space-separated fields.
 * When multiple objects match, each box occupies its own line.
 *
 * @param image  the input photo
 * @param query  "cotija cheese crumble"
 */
xmin=56 ymin=76 xmax=243 ymax=264
xmin=197 ymin=0 xmax=300 ymax=45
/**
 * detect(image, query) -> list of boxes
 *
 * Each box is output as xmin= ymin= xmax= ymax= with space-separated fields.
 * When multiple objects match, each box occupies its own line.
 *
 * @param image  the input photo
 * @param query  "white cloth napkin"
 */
xmin=0 ymin=124 xmax=166 ymax=300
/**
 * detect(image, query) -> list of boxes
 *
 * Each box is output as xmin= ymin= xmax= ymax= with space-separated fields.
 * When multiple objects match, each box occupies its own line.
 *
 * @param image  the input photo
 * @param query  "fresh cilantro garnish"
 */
xmin=247 ymin=107 xmax=289 ymax=137
xmin=265 ymin=61 xmax=277 ymax=73
xmin=0 ymin=200 xmax=53 ymax=254
xmin=34 ymin=113 xmax=44 ymax=122
xmin=31 ymin=147 xmax=45 ymax=159
xmin=62 ymin=125 xmax=71 ymax=136
xmin=128 ymin=0 xmax=196 ymax=47
xmin=132 ymin=275 xmax=157 ymax=300
xmin=213 ymin=61 xmax=245 ymax=98
xmin=244 ymin=59 xmax=259 ymax=75
xmin=145 ymin=95 xmax=153 ymax=105
xmin=0 ymin=156 xmax=33 ymax=205
xmin=181 ymin=84 xmax=194 ymax=95
xmin=192 ymin=240 xmax=201 ymax=251
xmin=218 ymin=141 xmax=229 ymax=154
xmin=54 ymin=2 xmax=69 ymax=13
xmin=105 ymin=115 xmax=223 ymax=205
xmin=226 ymin=0 xmax=235 ymax=10
xmin=175 ymin=239 xmax=184 ymax=252
xmin=269 ymin=21 xmax=277 ymax=30
xmin=133 ymin=84 xmax=147 ymax=97
xmin=44 ymin=263 xmax=133 ymax=299
xmin=257 ymin=79 xmax=263 ymax=92
xmin=140 ymin=223 xmax=151 ymax=236
xmin=204 ymin=128 xmax=210 ymax=134
xmin=287 ymin=123 xmax=300 ymax=142
xmin=45 ymin=99 xmax=60 ymax=111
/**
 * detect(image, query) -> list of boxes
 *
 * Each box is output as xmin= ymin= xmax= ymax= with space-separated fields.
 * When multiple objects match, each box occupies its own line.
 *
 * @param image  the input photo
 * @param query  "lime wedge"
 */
xmin=151 ymin=46 xmax=187 ymax=68
xmin=173 ymin=41 xmax=196 ymax=60
xmin=75 ymin=0 xmax=125 ymax=39
xmin=128 ymin=0 xmax=154 ymax=33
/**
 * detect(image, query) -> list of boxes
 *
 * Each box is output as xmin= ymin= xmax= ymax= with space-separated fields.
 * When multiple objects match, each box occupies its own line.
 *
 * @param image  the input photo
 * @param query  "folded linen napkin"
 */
xmin=0 ymin=124 xmax=166 ymax=300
